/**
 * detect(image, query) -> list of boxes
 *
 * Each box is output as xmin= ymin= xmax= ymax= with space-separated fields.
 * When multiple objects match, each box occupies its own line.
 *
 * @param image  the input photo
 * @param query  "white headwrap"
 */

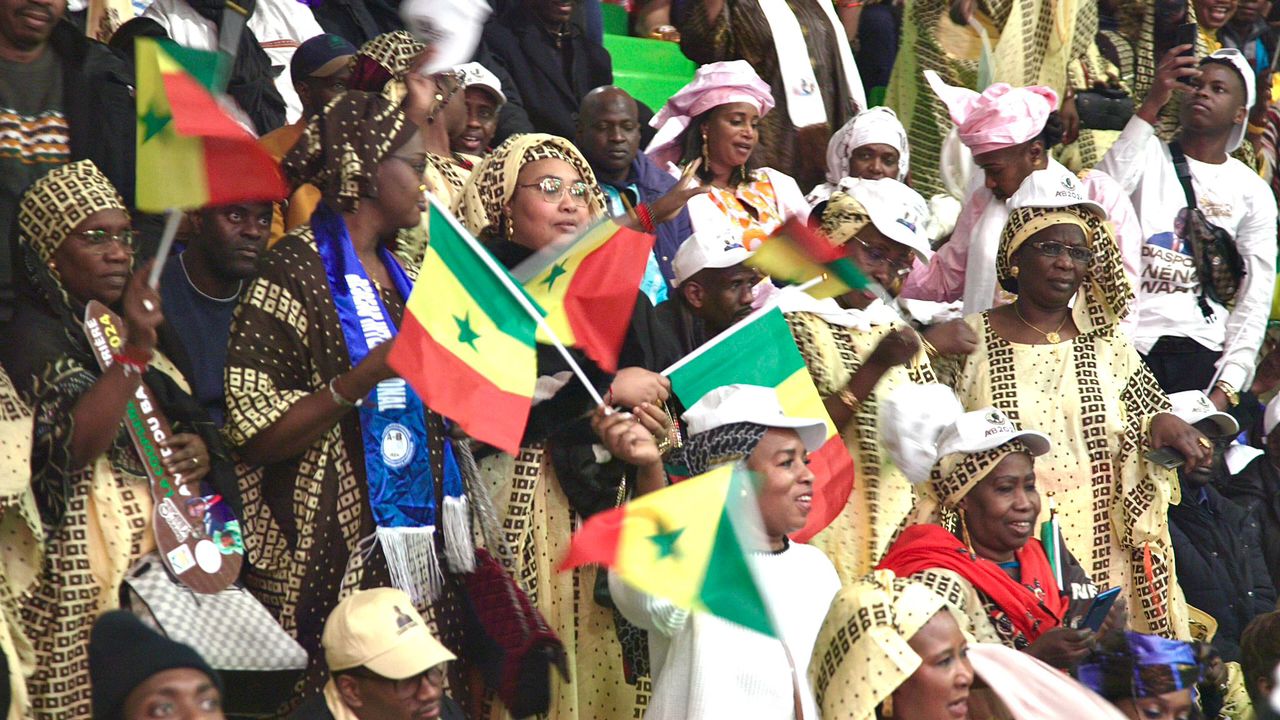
xmin=824 ymin=107 xmax=910 ymax=184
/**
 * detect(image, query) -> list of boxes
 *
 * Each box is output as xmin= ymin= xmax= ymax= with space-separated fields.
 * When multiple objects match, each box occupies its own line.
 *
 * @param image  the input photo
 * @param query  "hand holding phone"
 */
xmin=1079 ymin=587 xmax=1123 ymax=632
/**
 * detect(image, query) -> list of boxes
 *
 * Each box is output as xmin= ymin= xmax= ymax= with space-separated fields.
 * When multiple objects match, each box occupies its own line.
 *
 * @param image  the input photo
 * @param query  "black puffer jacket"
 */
xmin=1218 ymin=454 xmax=1280 ymax=597
xmin=1169 ymin=481 xmax=1277 ymax=661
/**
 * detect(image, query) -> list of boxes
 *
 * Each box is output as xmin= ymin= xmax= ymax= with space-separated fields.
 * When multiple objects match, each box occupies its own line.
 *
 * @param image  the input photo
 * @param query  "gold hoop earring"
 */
xmin=701 ymin=138 xmax=710 ymax=168
xmin=958 ymin=509 xmax=977 ymax=560
xmin=1010 ymin=265 xmax=1020 ymax=278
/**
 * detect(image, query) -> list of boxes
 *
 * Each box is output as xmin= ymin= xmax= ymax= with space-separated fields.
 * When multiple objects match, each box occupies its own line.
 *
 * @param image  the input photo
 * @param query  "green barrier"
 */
xmin=602 ymin=2 xmax=629 ymax=35
xmin=603 ymin=34 xmax=696 ymax=111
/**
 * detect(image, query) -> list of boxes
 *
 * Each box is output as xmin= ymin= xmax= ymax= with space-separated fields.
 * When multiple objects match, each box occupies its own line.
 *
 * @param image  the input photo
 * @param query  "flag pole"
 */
xmin=428 ymin=196 xmax=607 ymax=407
xmin=147 ymin=208 xmax=184 ymax=289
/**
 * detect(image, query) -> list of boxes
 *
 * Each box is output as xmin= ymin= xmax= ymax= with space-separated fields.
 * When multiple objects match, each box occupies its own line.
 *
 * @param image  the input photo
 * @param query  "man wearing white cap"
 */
xmin=450 ymin=62 xmax=506 ymax=156
xmin=290 ymin=587 xmax=462 ymax=720
xmin=1165 ymin=391 xmax=1276 ymax=661
xmin=655 ymin=229 xmax=758 ymax=356
xmin=1099 ymin=47 xmax=1277 ymax=414
xmin=1219 ymin=393 xmax=1280 ymax=597
xmin=593 ymin=383 xmax=839 ymax=720
xmin=898 ymin=73 xmax=1145 ymax=317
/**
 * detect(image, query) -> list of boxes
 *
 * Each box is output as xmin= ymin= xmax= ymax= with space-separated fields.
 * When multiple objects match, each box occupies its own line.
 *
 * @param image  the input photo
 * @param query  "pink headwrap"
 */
xmin=645 ymin=60 xmax=775 ymax=168
xmin=924 ymin=70 xmax=1059 ymax=157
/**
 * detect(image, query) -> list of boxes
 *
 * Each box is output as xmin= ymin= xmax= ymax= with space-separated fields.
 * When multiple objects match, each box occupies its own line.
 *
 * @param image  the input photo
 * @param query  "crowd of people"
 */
xmin=5 ymin=0 xmax=1280 ymax=718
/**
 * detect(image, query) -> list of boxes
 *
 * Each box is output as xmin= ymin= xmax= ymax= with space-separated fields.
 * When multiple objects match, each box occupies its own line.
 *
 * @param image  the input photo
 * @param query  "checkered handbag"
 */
xmin=121 ymin=553 xmax=308 ymax=672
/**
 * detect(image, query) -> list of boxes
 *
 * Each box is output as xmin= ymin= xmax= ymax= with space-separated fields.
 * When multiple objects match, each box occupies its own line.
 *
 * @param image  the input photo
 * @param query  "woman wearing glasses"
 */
xmin=0 ymin=161 xmax=229 ymax=717
xmin=454 ymin=132 xmax=689 ymax=719
xmin=775 ymin=177 xmax=940 ymax=583
xmin=932 ymin=202 xmax=1212 ymax=639
xmin=646 ymin=61 xmax=810 ymax=251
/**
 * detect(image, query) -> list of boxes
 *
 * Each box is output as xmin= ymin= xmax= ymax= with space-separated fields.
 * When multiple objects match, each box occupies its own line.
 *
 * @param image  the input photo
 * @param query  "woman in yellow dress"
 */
xmin=933 ymin=202 xmax=1212 ymax=638
xmin=454 ymin=133 xmax=687 ymax=719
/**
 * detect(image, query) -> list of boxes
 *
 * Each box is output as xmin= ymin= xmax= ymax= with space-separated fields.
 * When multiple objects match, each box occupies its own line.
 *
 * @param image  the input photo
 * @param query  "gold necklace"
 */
xmin=1013 ymin=302 xmax=1070 ymax=344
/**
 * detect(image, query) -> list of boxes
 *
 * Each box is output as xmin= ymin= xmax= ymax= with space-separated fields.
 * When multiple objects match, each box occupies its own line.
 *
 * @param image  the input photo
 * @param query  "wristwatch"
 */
xmin=1214 ymin=380 xmax=1240 ymax=408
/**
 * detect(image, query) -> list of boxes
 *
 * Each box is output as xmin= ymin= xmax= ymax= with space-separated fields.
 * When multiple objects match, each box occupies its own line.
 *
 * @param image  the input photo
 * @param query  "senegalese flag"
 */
xmin=512 ymin=219 xmax=655 ymax=373
xmin=134 ymin=37 xmax=286 ymax=212
xmin=664 ymin=307 xmax=855 ymax=544
xmin=747 ymin=219 xmax=872 ymax=299
xmin=389 ymin=198 xmax=540 ymax=455
xmin=560 ymin=463 xmax=776 ymax=637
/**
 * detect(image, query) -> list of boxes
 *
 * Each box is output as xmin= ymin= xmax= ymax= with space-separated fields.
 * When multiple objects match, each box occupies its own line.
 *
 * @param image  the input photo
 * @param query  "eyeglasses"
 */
xmin=516 ymin=177 xmax=591 ymax=207
xmin=69 ymin=230 xmax=137 ymax=255
xmin=851 ymin=236 xmax=912 ymax=277
xmin=349 ymin=665 xmax=446 ymax=698
xmin=1029 ymin=240 xmax=1094 ymax=266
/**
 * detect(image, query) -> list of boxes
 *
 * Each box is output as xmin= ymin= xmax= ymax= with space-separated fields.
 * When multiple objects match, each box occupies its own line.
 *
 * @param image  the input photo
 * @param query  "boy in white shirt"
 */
xmin=1098 ymin=47 xmax=1277 ymax=412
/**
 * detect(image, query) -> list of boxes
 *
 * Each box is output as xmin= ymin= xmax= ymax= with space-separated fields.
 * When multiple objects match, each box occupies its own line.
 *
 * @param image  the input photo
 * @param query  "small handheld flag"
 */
xmin=560 ymin=463 xmax=777 ymax=637
xmin=663 ymin=308 xmax=855 ymax=543
xmin=747 ymin=219 xmax=872 ymax=300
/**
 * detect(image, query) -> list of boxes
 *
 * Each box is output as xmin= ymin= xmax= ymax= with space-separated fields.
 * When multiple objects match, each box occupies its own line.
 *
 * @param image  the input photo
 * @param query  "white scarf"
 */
xmin=756 ymin=0 xmax=867 ymax=129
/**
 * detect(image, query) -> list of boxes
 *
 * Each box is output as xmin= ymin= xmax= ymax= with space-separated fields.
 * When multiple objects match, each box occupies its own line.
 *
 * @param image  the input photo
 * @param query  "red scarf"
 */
xmin=877 ymin=524 xmax=1068 ymax=642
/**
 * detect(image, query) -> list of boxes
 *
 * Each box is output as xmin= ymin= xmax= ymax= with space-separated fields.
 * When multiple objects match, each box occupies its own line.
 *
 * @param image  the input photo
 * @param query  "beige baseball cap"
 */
xmin=322 ymin=587 xmax=455 ymax=679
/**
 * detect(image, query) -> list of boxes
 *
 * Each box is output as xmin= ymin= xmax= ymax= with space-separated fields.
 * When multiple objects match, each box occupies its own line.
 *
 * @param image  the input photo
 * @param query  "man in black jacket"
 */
xmin=483 ymin=0 xmax=612 ymax=140
xmin=1219 ymin=394 xmax=1280 ymax=596
xmin=0 ymin=8 xmax=134 ymax=324
xmin=1167 ymin=391 xmax=1277 ymax=662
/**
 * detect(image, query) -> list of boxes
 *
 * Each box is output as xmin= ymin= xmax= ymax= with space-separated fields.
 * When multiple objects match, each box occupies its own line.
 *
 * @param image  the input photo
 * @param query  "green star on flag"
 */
xmin=454 ymin=312 xmax=480 ymax=351
xmin=139 ymin=104 xmax=171 ymax=142
xmin=648 ymin=522 xmax=684 ymax=560
xmin=541 ymin=261 xmax=568 ymax=291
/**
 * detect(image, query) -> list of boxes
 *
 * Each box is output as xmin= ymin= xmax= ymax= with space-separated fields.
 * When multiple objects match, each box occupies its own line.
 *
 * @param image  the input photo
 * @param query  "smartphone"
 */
xmin=1144 ymin=446 xmax=1186 ymax=469
xmin=1175 ymin=23 xmax=1198 ymax=83
xmin=1080 ymin=587 xmax=1123 ymax=632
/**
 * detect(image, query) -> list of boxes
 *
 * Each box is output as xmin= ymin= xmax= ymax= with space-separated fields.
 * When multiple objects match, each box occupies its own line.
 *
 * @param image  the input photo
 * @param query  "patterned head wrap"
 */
xmin=282 ymin=90 xmax=420 ymax=213
xmin=349 ymin=30 xmax=425 ymax=101
xmin=1076 ymin=631 xmax=1201 ymax=701
xmin=825 ymin=107 xmax=910 ymax=184
xmin=997 ymin=204 xmax=1132 ymax=335
xmin=455 ymin=133 xmax=606 ymax=244
xmin=682 ymin=421 xmax=768 ymax=476
xmin=819 ymin=192 xmax=872 ymax=248
xmin=810 ymin=569 xmax=970 ymax=720
xmin=19 ymin=160 xmax=128 ymax=265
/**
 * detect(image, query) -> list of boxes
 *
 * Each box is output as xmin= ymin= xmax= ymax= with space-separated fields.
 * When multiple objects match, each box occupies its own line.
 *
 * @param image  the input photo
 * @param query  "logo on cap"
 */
xmin=394 ymin=606 xmax=417 ymax=635
xmin=896 ymin=218 xmax=917 ymax=232
xmin=985 ymin=410 xmax=1007 ymax=425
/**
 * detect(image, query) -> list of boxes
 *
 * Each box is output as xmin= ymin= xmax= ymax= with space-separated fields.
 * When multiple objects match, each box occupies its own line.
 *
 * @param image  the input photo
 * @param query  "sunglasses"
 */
xmin=516 ymin=176 xmax=591 ymax=207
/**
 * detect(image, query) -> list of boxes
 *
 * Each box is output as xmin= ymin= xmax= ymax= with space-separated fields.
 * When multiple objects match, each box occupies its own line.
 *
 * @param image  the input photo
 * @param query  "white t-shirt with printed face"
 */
xmin=1098 ymin=116 xmax=1277 ymax=390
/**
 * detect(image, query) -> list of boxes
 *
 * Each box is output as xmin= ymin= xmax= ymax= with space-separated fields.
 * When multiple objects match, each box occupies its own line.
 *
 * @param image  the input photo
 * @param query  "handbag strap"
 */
xmin=1168 ymin=140 xmax=1198 ymax=210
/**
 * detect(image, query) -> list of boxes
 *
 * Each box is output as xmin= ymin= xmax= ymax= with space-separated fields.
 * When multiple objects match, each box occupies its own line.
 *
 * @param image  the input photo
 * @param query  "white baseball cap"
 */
xmin=1265 ymin=393 xmax=1280 ymax=436
xmin=453 ymin=61 xmax=506 ymax=105
xmin=1203 ymin=48 xmax=1255 ymax=153
xmin=1008 ymin=162 xmax=1104 ymax=214
xmin=672 ymin=229 xmax=753 ymax=286
xmin=841 ymin=178 xmax=932 ymax=261
xmin=1168 ymin=390 xmax=1239 ymax=438
xmin=682 ymin=384 xmax=827 ymax=452
xmin=935 ymin=407 xmax=1052 ymax=459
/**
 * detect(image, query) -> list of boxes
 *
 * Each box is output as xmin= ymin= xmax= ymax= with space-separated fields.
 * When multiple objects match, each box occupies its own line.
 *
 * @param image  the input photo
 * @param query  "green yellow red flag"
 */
xmin=134 ymin=37 xmax=285 ymax=212
xmin=388 ymin=198 xmax=541 ymax=455
xmin=664 ymin=307 xmax=854 ymax=543
xmin=560 ymin=463 xmax=776 ymax=637
xmin=747 ymin=219 xmax=871 ymax=299
xmin=512 ymin=219 xmax=655 ymax=372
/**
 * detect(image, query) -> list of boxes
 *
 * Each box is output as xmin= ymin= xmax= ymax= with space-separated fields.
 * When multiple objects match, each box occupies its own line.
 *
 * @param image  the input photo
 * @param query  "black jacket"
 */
xmin=1169 ymin=481 xmax=1277 ymax=661
xmin=482 ymin=7 xmax=612 ymax=140
xmin=1218 ymin=455 xmax=1280 ymax=597
xmin=0 ymin=22 xmax=135 ymax=321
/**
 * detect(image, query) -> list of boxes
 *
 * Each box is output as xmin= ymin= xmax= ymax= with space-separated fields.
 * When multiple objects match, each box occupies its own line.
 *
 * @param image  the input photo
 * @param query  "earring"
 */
xmin=739 ymin=164 xmax=748 ymax=182
xmin=503 ymin=210 xmax=514 ymax=243
xmin=959 ymin=510 xmax=977 ymax=561
xmin=882 ymin=694 xmax=894 ymax=717
xmin=1010 ymin=265 xmax=1020 ymax=278
xmin=701 ymin=133 xmax=710 ymax=167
